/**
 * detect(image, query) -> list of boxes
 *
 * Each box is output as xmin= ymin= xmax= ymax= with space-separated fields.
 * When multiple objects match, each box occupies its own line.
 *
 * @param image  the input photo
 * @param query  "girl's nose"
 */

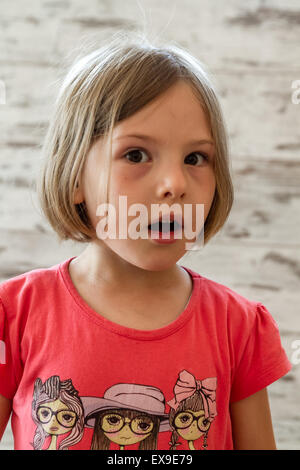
xmin=155 ymin=163 xmax=187 ymax=200
xmin=50 ymin=415 xmax=59 ymax=426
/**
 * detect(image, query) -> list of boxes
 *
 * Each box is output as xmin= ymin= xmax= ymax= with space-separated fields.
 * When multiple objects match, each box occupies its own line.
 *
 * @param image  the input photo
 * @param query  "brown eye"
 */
xmin=62 ymin=414 xmax=73 ymax=422
xmin=185 ymin=152 xmax=208 ymax=166
xmin=174 ymin=412 xmax=193 ymax=429
xmin=131 ymin=416 xmax=154 ymax=434
xmin=56 ymin=410 xmax=77 ymax=428
xmin=124 ymin=149 xmax=149 ymax=163
xmin=107 ymin=415 xmax=121 ymax=425
xmin=139 ymin=422 xmax=150 ymax=430
xmin=182 ymin=414 xmax=189 ymax=422
xmin=37 ymin=407 xmax=52 ymax=423
xmin=198 ymin=416 xmax=211 ymax=432
xmin=101 ymin=414 xmax=124 ymax=432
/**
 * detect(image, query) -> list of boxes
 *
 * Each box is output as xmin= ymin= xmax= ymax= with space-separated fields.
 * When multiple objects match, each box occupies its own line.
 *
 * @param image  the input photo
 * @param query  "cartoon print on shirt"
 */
xmin=167 ymin=370 xmax=217 ymax=450
xmin=31 ymin=375 xmax=85 ymax=450
xmin=81 ymin=383 xmax=171 ymax=450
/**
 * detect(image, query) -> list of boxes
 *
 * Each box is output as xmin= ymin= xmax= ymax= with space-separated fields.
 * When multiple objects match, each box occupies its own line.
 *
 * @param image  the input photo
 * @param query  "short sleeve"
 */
xmin=230 ymin=302 xmax=292 ymax=403
xmin=0 ymin=297 xmax=18 ymax=400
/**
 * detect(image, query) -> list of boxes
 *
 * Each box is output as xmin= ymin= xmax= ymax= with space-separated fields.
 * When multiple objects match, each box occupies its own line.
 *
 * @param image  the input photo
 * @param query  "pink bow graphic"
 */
xmin=167 ymin=370 xmax=217 ymax=422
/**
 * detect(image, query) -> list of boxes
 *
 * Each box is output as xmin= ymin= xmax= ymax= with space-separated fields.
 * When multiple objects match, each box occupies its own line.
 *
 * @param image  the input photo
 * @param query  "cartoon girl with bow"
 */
xmin=167 ymin=370 xmax=217 ymax=450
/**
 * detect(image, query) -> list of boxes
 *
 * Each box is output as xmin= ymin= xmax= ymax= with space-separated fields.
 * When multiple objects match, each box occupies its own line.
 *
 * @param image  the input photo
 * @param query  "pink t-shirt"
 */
xmin=0 ymin=256 xmax=291 ymax=450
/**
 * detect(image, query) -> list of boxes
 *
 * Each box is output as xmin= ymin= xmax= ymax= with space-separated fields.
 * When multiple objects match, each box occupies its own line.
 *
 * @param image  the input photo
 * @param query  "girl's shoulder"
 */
xmin=183 ymin=265 xmax=268 ymax=327
xmin=0 ymin=261 xmax=60 ymax=289
xmin=184 ymin=265 xmax=258 ymax=308
xmin=0 ymin=259 xmax=63 ymax=316
xmin=186 ymin=269 xmax=289 ymax=374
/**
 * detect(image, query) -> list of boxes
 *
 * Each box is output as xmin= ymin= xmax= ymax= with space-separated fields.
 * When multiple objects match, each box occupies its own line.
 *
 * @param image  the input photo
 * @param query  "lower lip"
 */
xmin=148 ymin=228 xmax=181 ymax=244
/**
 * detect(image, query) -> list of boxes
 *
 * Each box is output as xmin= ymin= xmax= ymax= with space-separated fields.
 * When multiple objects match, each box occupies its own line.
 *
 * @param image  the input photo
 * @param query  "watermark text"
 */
xmin=95 ymin=197 xmax=205 ymax=251
xmin=291 ymin=80 xmax=300 ymax=104
xmin=291 ymin=339 xmax=300 ymax=365
xmin=0 ymin=80 xmax=5 ymax=105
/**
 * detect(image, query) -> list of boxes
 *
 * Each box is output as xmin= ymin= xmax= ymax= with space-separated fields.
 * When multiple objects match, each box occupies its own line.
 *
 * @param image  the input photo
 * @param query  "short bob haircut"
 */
xmin=36 ymin=30 xmax=234 ymax=246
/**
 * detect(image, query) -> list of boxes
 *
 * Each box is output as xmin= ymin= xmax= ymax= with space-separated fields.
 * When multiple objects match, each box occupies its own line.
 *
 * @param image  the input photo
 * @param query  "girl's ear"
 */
xmin=74 ymin=182 xmax=85 ymax=205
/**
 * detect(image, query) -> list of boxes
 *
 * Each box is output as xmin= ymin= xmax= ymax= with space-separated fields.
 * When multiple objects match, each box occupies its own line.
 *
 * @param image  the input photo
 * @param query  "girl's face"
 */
xmin=79 ymin=80 xmax=216 ymax=271
xmin=173 ymin=409 xmax=210 ymax=441
xmin=37 ymin=399 xmax=77 ymax=436
xmin=100 ymin=412 xmax=154 ymax=446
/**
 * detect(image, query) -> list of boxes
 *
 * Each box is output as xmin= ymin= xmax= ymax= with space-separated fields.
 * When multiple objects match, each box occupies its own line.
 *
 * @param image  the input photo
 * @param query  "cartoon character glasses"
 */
xmin=37 ymin=406 xmax=78 ymax=428
xmin=172 ymin=410 xmax=210 ymax=432
xmin=100 ymin=413 xmax=154 ymax=435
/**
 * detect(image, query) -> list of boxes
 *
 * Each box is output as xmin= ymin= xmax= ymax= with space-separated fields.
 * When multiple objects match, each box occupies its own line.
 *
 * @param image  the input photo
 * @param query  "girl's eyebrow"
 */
xmin=114 ymin=133 xmax=214 ymax=146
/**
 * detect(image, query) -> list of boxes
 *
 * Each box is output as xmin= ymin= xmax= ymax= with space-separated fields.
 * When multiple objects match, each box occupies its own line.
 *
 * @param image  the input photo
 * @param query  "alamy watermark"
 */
xmin=291 ymin=340 xmax=300 ymax=365
xmin=291 ymin=80 xmax=300 ymax=104
xmin=95 ymin=197 xmax=205 ymax=251
xmin=0 ymin=340 xmax=5 ymax=364
xmin=0 ymin=80 xmax=5 ymax=104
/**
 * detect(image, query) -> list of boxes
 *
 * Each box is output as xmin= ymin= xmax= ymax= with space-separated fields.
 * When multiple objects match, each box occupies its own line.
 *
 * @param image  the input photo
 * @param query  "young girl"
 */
xmin=82 ymin=382 xmax=170 ymax=450
xmin=31 ymin=375 xmax=85 ymax=450
xmin=0 ymin=31 xmax=291 ymax=450
xmin=168 ymin=370 xmax=217 ymax=451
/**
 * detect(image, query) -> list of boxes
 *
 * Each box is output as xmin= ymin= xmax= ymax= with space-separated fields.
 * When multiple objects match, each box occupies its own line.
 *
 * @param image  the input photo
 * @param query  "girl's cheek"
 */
xmin=117 ymin=164 xmax=149 ymax=182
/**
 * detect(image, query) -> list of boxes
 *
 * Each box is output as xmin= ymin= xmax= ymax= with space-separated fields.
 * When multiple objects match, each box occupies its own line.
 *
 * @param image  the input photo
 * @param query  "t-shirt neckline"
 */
xmin=59 ymin=256 xmax=202 ymax=341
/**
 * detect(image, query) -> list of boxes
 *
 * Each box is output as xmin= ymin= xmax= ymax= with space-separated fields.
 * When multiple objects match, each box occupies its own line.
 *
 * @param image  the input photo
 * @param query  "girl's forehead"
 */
xmin=111 ymin=89 xmax=212 ymax=144
xmin=115 ymin=81 xmax=207 ymax=126
xmin=180 ymin=409 xmax=205 ymax=416
xmin=42 ymin=398 xmax=66 ymax=410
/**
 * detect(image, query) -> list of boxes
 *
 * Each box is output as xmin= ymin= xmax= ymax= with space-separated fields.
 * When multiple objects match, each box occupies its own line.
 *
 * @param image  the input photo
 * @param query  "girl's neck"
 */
xmin=188 ymin=440 xmax=196 ymax=450
xmin=68 ymin=243 xmax=193 ymax=330
xmin=73 ymin=243 xmax=188 ymax=293
xmin=48 ymin=434 xmax=58 ymax=450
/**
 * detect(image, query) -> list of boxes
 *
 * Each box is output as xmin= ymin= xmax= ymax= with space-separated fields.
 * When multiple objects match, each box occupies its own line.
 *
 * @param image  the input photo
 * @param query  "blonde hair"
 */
xmin=36 ymin=30 xmax=234 ymax=245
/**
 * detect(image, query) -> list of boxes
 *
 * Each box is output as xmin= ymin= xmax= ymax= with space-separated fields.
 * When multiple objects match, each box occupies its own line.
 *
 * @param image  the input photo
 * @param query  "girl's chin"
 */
xmin=130 ymin=255 xmax=184 ymax=272
xmin=104 ymin=243 xmax=185 ymax=269
xmin=179 ymin=433 xmax=201 ymax=441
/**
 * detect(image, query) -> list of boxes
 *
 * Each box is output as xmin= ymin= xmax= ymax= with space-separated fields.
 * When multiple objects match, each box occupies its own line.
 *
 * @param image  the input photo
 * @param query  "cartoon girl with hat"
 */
xmin=167 ymin=370 xmax=217 ymax=450
xmin=81 ymin=383 xmax=171 ymax=450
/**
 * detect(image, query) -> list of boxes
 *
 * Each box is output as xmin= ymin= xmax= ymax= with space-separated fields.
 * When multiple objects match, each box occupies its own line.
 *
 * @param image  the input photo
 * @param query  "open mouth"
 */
xmin=148 ymin=220 xmax=182 ymax=233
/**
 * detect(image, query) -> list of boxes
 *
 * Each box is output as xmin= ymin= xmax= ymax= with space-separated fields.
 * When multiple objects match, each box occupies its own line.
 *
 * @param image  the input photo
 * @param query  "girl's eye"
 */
xmin=132 ymin=416 xmax=154 ymax=434
xmin=124 ymin=149 xmax=149 ymax=164
xmin=107 ymin=416 xmax=120 ymax=425
xmin=62 ymin=414 xmax=73 ymax=422
xmin=185 ymin=152 xmax=208 ymax=166
xmin=123 ymin=149 xmax=208 ymax=165
xmin=180 ymin=414 xmax=190 ymax=423
xmin=138 ymin=421 xmax=150 ymax=431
